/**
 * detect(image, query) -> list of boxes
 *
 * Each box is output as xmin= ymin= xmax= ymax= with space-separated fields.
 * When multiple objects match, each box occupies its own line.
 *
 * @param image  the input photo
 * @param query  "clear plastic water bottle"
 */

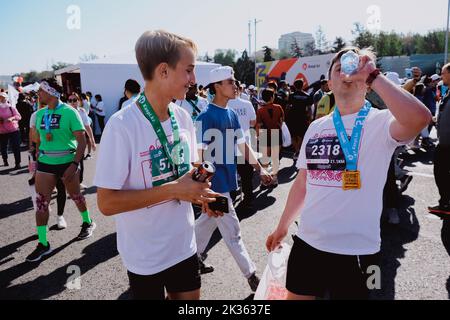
xmin=340 ymin=51 xmax=360 ymax=77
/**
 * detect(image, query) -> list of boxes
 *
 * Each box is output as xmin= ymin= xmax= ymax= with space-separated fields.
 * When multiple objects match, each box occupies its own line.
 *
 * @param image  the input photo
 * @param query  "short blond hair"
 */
xmin=135 ymin=30 xmax=197 ymax=81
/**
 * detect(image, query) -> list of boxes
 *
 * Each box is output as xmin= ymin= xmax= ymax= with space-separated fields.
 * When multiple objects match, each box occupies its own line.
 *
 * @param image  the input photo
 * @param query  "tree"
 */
xmin=21 ymin=70 xmax=54 ymax=83
xmin=332 ymin=37 xmax=347 ymax=53
xmin=277 ymin=50 xmax=291 ymax=60
xmin=352 ymin=22 xmax=377 ymax=49
xmin=304 ymin=41 xmax=316 ymax=57
xmin=234 ymin=50 xmax=255 ymax=85
xmin=213 ymin=49 xmax=237 ymax=67
xmin=79 ymin=53 xmax=99 ymax=62
xmin=203 ymin=52 xmax=212 ymax=62
xmin=290 ymin=39 xmax=303 ymax=58
xmin=262 ymin=46 xmax=274 ymax=62
xmin=51 ymin=62 xmax=71 ymax=71
xmin=315 ymin=26 xmax=328 ymax=54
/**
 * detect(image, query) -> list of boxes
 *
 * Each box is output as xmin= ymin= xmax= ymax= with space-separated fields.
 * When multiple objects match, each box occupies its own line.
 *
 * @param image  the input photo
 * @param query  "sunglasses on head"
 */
xmin=68 ymin=98 xmax=78 ymax=103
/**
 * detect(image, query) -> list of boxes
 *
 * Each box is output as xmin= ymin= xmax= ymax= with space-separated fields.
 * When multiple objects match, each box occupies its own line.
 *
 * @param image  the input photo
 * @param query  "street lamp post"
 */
xmin=248 ymin=21 xmax=252 ymax=57
xmin=445 ymin=0 xmax=450 ymax=64
xmin=254 ymin=19 xmax=262 ymax=86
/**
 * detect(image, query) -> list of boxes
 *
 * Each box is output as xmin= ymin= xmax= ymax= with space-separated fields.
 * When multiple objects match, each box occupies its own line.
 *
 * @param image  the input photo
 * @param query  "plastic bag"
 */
xmin=254 ymin=243 xmax=291 ymax=300
xmin=281 ymin=123 xmax=292 ymax=148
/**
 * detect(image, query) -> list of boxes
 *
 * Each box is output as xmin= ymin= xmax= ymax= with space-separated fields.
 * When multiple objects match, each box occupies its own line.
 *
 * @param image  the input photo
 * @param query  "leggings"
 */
xmin=56 ymin=178 xmax=66 ymax=216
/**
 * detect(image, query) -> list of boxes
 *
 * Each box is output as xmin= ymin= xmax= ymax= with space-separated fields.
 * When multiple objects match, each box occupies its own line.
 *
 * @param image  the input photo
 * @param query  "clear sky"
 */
xmin=1 ymin=0 xmax=448 ymax=75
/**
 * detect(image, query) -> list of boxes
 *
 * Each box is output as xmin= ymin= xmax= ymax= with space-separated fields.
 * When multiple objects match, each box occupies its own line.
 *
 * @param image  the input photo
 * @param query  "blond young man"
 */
xmin=94 ymin=30 xmax=220 ymax=300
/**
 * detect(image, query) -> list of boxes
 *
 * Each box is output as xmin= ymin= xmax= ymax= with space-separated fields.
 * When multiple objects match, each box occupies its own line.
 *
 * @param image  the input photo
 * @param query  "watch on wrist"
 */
xmin=366 ymin=69 xmax=381 ymax=86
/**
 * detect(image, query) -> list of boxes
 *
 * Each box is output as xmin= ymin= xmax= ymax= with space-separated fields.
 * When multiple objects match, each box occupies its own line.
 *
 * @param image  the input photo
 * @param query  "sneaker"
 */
xmin=26 ymin=242 xmax=52 ymax=262
xmin=57 ymin=216 xmax=67 ymax=229
xmin=77 ymin=221 xmax=96 ymax=240
xmin=247 ymin=273 xmax=260 ymax=292
xmin=428 ymin=205 xmax=450 ymax=219
xmin=14 ymin=164 xmax=21 ymax=170
xmin=198 ymin=258 xmax=214 ymax=275
xmin=3 ymin=161 xmax=9 ymax=167
xmin=387 ymin=208 xmax=400 ymax=225
xmin=84 ymin=154 xmax=92 ymax=160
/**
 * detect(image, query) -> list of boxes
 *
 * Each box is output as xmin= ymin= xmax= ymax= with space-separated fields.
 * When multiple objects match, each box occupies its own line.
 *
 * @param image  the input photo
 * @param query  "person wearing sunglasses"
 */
xmin=68 ymin=93 xmax=96 ymax=185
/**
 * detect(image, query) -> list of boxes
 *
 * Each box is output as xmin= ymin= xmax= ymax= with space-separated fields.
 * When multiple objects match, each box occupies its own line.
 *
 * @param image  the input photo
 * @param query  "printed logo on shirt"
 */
xmin=39 ymin=114 xmax=62 ymax=130
xmin=232 ymin=108 xmax=247 ymax=117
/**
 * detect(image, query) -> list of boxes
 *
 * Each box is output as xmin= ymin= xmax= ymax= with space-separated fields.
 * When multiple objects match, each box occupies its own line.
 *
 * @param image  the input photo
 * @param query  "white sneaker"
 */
xmin=387 ymin=208 xmax=400 ymax=225
xmin=57 ymin=216 xmax=67 ymax=229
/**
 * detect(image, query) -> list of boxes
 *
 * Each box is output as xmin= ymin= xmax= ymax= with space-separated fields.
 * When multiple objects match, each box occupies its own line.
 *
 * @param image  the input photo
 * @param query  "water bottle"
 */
xmin=340 ymin=51 xmax=360 ymax=77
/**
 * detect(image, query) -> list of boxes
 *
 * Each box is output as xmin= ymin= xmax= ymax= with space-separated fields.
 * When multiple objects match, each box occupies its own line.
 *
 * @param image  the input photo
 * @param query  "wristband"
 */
xmin=366 ymin=69 xmax=381 ymax=86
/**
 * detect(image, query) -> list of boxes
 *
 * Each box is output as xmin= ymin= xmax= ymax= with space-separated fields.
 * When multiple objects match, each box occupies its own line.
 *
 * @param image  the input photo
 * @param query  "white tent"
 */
xmin=57 ymin=52 xmax=220 ymax=121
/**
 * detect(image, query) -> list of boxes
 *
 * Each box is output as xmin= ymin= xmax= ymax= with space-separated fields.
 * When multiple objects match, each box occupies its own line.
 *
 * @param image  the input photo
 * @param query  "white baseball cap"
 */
xmin=248 ymin=85 xmax=256 ymax=90
xmin=207 ymin=66 xmax=235 ymax=87
xmin=0 ymin=92 xmax=8 ymax=99
xmin=430 ymin=74 xmax=441 ymax=82
xmin=385 ymin=72 xmax=402 ymax=86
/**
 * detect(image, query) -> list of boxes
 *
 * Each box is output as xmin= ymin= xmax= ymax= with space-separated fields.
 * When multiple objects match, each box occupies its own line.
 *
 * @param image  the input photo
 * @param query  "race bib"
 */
xmin=305 ymin=137 xmax=347 ymax=171
xmin=150 ymin=142 xmax=190 ymax=187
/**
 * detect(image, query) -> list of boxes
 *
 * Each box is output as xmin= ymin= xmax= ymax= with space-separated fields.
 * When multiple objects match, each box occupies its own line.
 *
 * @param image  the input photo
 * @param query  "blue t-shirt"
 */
xmin=196 ymin=104 xmax=245 ymax=193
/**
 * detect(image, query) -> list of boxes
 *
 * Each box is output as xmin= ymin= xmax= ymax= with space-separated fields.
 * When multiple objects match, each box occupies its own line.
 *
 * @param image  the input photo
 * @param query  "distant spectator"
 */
xmin=93 ymin=94 xmax=106 ymax=134
xmin=120 ymin=79 xmax=141 ymax=110
xmin=16 ymin=93 xmax=33 ymax=144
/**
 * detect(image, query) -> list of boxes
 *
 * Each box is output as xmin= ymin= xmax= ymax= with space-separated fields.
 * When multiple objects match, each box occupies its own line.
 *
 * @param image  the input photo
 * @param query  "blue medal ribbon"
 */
xmin=333 ymin=100 xmax=371 ymax=171
xmin=44 ymin=102 xmax=63 ymax=134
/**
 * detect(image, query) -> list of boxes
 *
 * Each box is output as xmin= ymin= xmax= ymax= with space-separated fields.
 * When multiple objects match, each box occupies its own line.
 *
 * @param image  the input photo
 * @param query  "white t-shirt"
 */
xmin=240 ymin=93 xmax=250 ymax=101
xmin=228 ymin=98 xmax=257 ymax=144
xmin=121 ymin=96 xmax=138 ymax=110
xmin=82 ymin=100 xmax=90 ymax=114
xmin=95 ymin=101 xmax=106 ymax=116
xmin=29 ymin=111 xmax=37 ymax=128
xmin=296 ymin=107 xmax=407 ymax=255
xmin=175 ymin=97 xmax=208 ymax=121
xmin=77 ymin=107 xmax=91 ymax=126
xmin=93 ymin=102 xmax=198 ymax=275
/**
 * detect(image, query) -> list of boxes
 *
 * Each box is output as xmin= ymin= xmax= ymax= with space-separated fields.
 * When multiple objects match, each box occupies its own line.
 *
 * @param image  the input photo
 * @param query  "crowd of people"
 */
xmin=1 ymin=29 xmax=448 ymax=300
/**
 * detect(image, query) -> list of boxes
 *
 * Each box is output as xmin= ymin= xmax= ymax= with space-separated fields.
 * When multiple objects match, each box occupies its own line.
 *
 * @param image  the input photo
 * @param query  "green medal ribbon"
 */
xmin=137 ymin=93 xmax=189 ymax=186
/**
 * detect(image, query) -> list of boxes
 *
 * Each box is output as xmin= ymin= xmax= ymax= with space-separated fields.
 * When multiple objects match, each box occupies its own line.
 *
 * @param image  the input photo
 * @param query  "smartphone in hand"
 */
xmin=208 ymin=196 xmax=229 ymax=214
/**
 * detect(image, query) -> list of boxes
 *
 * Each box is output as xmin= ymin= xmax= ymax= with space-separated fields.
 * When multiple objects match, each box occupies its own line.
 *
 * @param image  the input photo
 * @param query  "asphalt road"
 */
xmin=0 ymin=134 xmax=449 ymax=300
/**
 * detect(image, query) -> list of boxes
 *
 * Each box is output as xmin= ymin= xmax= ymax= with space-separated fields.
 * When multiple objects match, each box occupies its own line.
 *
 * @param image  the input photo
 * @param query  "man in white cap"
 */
xmin=195 ymin=66 xmax=271 ymax=292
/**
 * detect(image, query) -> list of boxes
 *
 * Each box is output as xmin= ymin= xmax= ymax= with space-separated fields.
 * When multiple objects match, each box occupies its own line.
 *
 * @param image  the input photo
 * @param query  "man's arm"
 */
xmin=371 ymin=75 xmax=432 ymax=142
xmin=62 ymin=130 xmax=87 ymax=183
xmin=238 ymin=142 xmax=271 ymax=184
xmin=97 ymin=172 xmax=218 ymax=216
xmin=266 ymin=169 xmax=307 ymax=251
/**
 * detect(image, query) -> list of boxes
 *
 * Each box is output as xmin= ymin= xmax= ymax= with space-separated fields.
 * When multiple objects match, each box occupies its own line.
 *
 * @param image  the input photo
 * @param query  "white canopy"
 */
xmin=57 ymin=51 xmax=220 ymax=120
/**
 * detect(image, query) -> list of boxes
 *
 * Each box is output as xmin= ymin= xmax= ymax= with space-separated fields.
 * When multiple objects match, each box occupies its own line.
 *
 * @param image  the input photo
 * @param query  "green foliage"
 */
xmin=262 ymin=46 xmax=274 ymax=62
xmin=213 ymin=49 xmax=238 ymax=67
xmin=332 ymin=37 xmax=347 ymax=53
xmin=51 ymin=62 xmax=71 ymax=71
xmin=352 ymin=23 xmax=448 ymax=57
xmin=234 ymin=50 xmax=255 ymax=85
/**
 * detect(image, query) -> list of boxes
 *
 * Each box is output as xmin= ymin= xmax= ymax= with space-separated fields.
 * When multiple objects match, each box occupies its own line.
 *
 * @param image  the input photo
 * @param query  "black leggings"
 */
xmin=97 ymin=116 xmax=105 ymax=134
xmin=56 ymin=179 xmax=66 ymax=217
xmin=383 ymin=156 xmax=399 ymax=209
